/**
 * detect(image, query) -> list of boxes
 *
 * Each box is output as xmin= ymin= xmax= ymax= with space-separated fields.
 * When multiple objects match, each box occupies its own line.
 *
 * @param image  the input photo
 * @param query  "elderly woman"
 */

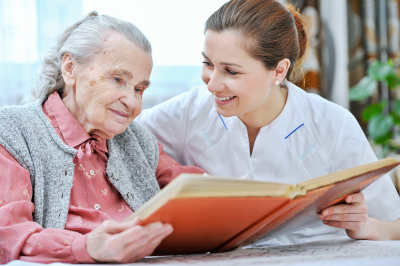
xmin=0 ymin=12 xmax=204 ymax=264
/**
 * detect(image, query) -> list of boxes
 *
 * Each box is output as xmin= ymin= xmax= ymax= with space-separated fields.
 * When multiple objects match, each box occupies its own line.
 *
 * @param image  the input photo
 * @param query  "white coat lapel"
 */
xmin=251 ymin=86 xmax=319 ymax=183
xmin=186 ymin=113 xmax=254 ymax=178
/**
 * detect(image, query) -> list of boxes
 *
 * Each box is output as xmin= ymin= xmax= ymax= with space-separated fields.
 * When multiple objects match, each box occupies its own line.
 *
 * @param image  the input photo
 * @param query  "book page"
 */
xmin=298 ymin=158 xmax=398 ymax=190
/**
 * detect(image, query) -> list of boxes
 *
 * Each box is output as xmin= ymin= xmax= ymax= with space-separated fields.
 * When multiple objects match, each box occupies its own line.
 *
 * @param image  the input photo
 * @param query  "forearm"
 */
xmin=365 ymin=217 xmax=400 ymax=241
xmin=20 ymin=228 xmax=93 ymax=264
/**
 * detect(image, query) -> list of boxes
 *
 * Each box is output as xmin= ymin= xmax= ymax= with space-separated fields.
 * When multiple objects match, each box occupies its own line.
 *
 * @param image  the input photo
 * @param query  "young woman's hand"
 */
xmin=86 ymin=217 xmax=173 ymax=263
xmin=318 ymin=192 xmax=371 ymax=239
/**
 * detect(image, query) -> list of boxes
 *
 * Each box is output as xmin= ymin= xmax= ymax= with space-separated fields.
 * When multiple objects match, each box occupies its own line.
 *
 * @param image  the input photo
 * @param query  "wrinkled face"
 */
xmin=201 ymin=30 xmax=276 ymax=119
xmin=72 ymin=32 xmax=152 ymax=139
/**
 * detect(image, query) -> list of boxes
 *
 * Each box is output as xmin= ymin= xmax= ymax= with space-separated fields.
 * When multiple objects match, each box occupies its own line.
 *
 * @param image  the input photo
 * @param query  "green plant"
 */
xmin=349 ymin=59 xmax=400 ymax=157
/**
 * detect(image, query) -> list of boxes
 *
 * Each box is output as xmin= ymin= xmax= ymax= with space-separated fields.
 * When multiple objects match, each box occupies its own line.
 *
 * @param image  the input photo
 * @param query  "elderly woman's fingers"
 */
xmin=86 ymin=220 xmax=173 ymax=263
xmin=96 ymin=217 xmax=140 ymax=234
xmin=120 ymin=224 xmax=173 ymax=263
xmin=114 ymin=221 xmax=164 ymax=251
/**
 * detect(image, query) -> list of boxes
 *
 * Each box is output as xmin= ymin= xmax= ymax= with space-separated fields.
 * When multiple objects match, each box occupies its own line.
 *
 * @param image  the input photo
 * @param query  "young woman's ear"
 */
xmin=274 ymin=58 xmax=291 ymax=83
xmin=61 ymin=54 xmax=77 ymax=87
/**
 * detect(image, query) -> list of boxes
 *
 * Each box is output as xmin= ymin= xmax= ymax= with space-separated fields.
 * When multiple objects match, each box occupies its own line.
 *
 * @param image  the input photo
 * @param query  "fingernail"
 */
xmin=130 ymin=217 xmax=140 ymax=226
xmin=164 ymin=224 xmax=173 ymax=234
xmin=323 ymin=210 xmax=329 ymax=216
xmin=347 ymin=196 xmax=352 ymax=202
xmin=150 ymin=222 xmax=163 ymax=230
xmin=323 ymin=220 xmax=328 ymax=224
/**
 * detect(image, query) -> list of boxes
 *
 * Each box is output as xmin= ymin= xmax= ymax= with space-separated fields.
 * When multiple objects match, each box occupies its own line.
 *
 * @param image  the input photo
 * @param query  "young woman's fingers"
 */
xmin=319 ymin=213 xmax=368 ymax=222
xmin=322 ymin=220 xmax=365 ymax=232
xmin=320 ymin=203 xmax=368 ymax=217
xmin=345 ymin=192 xmax=365 ymax=204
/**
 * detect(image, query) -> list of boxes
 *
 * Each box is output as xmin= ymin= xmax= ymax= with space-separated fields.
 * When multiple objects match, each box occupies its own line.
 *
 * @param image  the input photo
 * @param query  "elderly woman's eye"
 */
xmin=135 ymin=88 xmax=143 ymax=93
xmin=113 ymin=77 xmax=122 ymax=83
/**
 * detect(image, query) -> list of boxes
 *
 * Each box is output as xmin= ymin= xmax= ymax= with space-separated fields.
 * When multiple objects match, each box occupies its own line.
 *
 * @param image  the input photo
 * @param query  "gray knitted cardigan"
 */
xmin=0 ymin=98 xmax=160 ymax=229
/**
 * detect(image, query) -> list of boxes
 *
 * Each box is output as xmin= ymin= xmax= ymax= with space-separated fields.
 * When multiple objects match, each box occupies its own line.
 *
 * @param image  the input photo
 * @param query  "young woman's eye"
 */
xmin=225 ymin=68 xmax=238 ymax=76
xmin=202 ymin=61 xmax=213 ymax=67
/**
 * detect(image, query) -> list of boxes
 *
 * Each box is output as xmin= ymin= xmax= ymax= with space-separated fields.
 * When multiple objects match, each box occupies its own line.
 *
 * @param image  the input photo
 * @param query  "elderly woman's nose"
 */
xmin=120 ymin=91 xmax=141 ymax=110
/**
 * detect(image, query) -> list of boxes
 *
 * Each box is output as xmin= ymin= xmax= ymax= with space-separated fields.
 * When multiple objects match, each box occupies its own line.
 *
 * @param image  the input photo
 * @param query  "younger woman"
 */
xmin=137 ymin=0 xmax=400 ymax=244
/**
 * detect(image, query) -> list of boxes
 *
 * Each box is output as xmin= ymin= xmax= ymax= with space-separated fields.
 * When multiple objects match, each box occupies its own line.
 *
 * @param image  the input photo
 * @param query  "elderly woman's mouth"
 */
xmin=110 ymin=109 xmax=130 ymax=118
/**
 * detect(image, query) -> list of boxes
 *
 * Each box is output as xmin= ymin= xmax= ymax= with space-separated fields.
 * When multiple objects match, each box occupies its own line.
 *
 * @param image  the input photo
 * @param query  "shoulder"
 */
xmin=126 ymin=121 xmax=159 ymax=155
xmin=128 ymin=121 xmax=157 ymax=143
xmin=0 ymin=101 xmax=39 ymax=124
xmin=0 ymin=100 xmax=45 ymax=140
xmin=287 ymin=82 xmax=348 ymax=133
xmin=138 ymin=85 xmax=215 ymax=132
xmin=286 ymin=82 xmax=361 ymax=168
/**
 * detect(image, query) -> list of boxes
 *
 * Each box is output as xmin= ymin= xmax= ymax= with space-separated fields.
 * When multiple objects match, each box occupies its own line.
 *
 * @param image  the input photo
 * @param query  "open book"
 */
xmin=125 ymin=158 xmax=399 ymax=255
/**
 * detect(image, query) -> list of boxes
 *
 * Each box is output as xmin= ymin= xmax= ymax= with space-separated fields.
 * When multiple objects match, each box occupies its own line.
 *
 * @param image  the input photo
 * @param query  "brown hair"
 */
xmin=205 ymin=0 xmax=308 ymax=83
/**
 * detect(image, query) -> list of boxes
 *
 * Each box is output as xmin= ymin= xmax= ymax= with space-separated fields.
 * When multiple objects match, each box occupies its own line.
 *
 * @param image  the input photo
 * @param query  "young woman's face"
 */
xmin=201 ymin=30 xmax=280 ymax=120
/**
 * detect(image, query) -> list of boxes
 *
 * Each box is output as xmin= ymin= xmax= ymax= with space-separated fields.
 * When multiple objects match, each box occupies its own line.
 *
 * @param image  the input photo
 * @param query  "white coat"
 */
xmin=137 ymin=82 xmax=400 ymax=245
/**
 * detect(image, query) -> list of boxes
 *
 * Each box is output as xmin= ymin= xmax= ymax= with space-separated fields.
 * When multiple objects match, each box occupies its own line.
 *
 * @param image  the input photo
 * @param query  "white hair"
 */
xmin=27 ymin=11 xmax=151 ymax=102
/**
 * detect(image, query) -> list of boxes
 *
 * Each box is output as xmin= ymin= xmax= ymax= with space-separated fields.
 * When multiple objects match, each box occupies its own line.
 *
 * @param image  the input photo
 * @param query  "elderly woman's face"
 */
xmin=62 ymin=32 xmax=152 ymax=139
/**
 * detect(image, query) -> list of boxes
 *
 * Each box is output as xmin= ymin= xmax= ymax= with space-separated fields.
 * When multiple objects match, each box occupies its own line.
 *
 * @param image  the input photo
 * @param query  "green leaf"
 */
xmin=373 ymin=131 xmax=393 ymax=144
xmin=368 ymin=114 xmax=394 ymax=140
xmin=349 ymin=76 xmax=378 ymax=101
xmin=385 ymin=73 xmax=399 ymax=89
xmin=362 ymin=104 xmax=382 ymax=122
xmin=368 ymin=61 xmax=395 ymax=80
xmin=393 ymin=99 xmax=400 ymax=117
xmin=390 ymin=113 xmax=400 ymax=124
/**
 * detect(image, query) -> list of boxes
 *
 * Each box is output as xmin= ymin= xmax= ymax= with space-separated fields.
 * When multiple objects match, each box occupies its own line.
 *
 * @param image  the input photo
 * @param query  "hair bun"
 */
xmin=285 ymin=4 xmax=308 ymax=61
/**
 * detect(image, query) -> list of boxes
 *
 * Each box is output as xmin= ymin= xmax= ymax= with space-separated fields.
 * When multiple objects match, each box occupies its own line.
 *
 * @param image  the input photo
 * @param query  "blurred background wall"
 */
xmin=1 ymin=0 xmax=400 ymax=146
xmin=1 ymin=0 xmax=398 ymax=109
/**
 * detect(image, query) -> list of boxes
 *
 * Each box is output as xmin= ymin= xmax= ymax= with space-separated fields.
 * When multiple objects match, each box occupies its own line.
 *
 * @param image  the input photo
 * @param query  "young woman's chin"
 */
xmin=215 ymin=106 xmax=238 ymax=118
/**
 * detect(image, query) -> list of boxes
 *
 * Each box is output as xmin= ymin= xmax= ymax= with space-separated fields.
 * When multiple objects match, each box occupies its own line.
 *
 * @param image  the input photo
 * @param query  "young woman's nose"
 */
xmin=203 ymin=69 xmax=224 ymax=93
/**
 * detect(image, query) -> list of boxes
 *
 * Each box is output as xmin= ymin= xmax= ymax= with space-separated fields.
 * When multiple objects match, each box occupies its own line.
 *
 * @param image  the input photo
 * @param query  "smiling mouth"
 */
xmin=215 ymin=95 xmax=237 ymax=101
xmin=110 ymin=109 xmax=129 ymax=118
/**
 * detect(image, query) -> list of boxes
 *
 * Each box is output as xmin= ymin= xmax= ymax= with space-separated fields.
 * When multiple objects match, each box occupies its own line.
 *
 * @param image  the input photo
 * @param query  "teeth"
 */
xmin=216 ymin=96 xmax=235 ymax=101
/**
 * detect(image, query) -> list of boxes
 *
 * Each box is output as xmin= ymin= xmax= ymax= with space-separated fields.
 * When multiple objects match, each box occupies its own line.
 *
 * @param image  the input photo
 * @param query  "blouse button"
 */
xmin=127 ymin=192 xmax=134 ymax=201
xmin=94 ymin=204 xmax=100 ymax=210
xmin=90 ymin=170 xmax=95 ymax=176
xmin=112 ymin=173 xmax=120 ymax=181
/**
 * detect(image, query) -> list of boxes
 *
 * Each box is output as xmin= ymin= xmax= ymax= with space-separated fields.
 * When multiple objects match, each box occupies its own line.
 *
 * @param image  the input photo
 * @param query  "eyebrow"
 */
xmin=202 ymin=52 xmax=243 ymax=68
xmin=111 ymin=69 xmax=151 ymax=87
xmin=112 ymin=69 xmax=133 ymax=79
xmin=141 ymin=80 xmax=151 ymax=87
xmin=129 ymin=80 xmax=151 ymax=88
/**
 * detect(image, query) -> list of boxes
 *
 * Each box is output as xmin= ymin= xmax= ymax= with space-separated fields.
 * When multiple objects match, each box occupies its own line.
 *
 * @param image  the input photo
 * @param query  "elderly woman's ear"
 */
xmin=61 ymin=54 xmax=77 ymax=88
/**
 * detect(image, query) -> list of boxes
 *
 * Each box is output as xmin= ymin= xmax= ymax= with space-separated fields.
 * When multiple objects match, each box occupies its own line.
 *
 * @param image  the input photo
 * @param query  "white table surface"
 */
xmin=6 ymin=238 xmax=400 ymax=266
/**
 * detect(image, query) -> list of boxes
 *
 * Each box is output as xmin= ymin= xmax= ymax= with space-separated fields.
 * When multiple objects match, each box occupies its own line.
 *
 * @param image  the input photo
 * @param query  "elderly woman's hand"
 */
xmin=318 ymin=192 xmax=371 ymax=239
xmin=86 ymin=217 xmax=173 ymax=263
